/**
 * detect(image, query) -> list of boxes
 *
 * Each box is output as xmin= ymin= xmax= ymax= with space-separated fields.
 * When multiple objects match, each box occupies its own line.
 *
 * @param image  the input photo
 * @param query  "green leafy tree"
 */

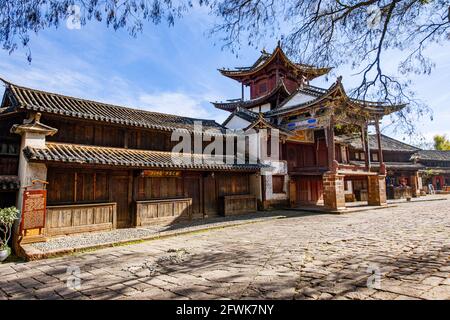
xmin=433 ymin=134 xmax=450 ymax=150
xmin=0 ymin=206 xmax=19 ymax=250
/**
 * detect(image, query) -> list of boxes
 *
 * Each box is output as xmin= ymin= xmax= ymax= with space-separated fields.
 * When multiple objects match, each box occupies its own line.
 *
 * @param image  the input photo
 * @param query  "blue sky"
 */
xmin=0 ymin=8 xmax=449 ymax=147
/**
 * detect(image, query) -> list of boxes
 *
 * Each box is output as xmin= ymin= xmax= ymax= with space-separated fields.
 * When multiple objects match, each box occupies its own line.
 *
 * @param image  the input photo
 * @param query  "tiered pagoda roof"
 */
xmin=212 ymin=79 xmax=291 ymax=112
xmin=218 ymin=44 xmax=331 ymax=83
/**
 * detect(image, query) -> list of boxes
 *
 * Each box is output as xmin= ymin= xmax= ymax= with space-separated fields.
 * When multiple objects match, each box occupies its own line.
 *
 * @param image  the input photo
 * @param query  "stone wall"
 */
xmin=367 ymin=175 xmax=387 ymax=206
xmin=323 ymin=173 xmax=346 ymax=211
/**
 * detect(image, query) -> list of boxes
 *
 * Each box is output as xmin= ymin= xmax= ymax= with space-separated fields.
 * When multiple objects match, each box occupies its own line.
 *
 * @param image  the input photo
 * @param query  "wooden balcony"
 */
xmin=135 ymin=198 xmax=192 ymax=226
xmin=45 ymin=202 xmax=117 ymax=236
xmin=337 ymin=163 xmax=377 ymax=175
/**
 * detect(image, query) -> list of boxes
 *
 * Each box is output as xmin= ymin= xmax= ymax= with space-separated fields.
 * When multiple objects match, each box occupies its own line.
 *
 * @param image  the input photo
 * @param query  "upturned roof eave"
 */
xmin=212 ymin=79 xmax=291 ymax=112
xmin=218 ymin=45 xmax=331 ymax=81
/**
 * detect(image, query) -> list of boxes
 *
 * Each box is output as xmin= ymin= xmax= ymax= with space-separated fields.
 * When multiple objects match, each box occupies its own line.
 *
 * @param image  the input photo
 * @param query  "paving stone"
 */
xmin=2 ymin=197 xmax=450 ymax=300
xmin=421 ymin=276 xmax=445 ymax=286
xmin=420 ymin=285 xmax=450 ymax=300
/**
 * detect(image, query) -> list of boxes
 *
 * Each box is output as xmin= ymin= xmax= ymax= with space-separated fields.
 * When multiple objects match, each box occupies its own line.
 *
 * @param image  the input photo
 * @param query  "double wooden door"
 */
xmin=184 ymin=174 xmax=219 ymax=219
xmin=296 ymin=176 xmax=323 ymax=205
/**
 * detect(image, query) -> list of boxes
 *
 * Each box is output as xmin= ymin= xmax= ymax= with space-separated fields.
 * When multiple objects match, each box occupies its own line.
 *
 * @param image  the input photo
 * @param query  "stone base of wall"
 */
xmin=323 ymin=173 xmax=346 ymax=211
xmin=368 ymin=175 xmax=387 ymax=206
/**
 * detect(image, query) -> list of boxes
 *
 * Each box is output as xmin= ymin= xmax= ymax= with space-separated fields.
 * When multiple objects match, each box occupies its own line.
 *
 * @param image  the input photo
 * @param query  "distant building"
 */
xmin=411 ymin=150 xmax=450 ymax=192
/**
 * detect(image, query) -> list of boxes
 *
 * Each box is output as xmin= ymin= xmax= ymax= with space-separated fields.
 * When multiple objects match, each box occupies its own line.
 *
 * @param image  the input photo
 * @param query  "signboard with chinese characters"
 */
xmin=287 ymin=116 xmax=330 ymax=131
xmin=288 ymin=129 xmax=315 ymax=143
xmin=20 ymin=189 xmax=47 ymax=232
xmin=142 ymin=170 xmax=182 ymax=178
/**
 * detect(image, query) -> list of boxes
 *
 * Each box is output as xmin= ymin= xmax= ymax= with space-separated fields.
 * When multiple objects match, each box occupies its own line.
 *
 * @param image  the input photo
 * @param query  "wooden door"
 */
xmin=184 ymin=175 xmax=202 ymax=219
xmin=203 ymin=175 xmax=218 ymax=217
xmin=297 ymin=177 xmax=309 ymax=204
xmin=111 ymin=175 xmax=131 ymax=228
xmin=297 ymin=176 xmax=323 ymax=204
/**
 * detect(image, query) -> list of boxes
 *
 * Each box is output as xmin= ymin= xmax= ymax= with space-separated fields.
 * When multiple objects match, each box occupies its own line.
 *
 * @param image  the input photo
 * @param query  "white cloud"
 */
xmin=139 ymin=92 xmax=213 ymax=119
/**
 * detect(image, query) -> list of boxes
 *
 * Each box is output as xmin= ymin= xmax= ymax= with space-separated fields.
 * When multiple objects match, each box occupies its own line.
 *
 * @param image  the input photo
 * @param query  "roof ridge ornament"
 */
xmin=11 ymin=112 xmax=58 ymax=137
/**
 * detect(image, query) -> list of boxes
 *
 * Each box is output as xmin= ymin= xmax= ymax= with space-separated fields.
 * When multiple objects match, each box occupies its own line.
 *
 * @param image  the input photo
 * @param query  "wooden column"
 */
xmin=327 ymin=116 xmax=336 ymax=171
xmin=375 ymin=119 xmax=384 ymax=164
xmin=241 ymin=83 xmax=245 ymax=100
xmin=361 ymin=124 xmax=370 ymax=169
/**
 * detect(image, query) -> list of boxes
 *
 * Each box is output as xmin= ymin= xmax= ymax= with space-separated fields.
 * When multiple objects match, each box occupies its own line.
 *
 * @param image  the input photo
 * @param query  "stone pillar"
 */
xmin=10 ymin=113 xmax=57 ymax=249
xmin=367 ymin=175 xmax=387 ymax=206
xmin=323 ymin=173 xmax=346 ymax=211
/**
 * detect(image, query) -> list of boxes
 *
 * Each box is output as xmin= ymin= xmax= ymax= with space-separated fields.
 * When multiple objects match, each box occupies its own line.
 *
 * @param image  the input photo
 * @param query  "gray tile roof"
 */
xmin=412 ymin=150 xmax=450 ymax=161
xmin=24 ymin=143 xmax=264 ymax=171
xmin=344 ymin=134 xmax=420 ymax=152
xmin=351 ymin=161 xmax=424 ymax=170
xmin=1 ymin=80 xmax=225 ymax=134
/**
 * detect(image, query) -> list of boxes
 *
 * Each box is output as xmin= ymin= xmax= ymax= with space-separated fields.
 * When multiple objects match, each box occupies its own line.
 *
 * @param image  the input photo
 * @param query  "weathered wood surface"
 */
xmin=45 ymin=202 xmax=117 ymax=236
xmin=221 ymin=194 xmax=257 ymax=216
xmin=135 ymin=198 xmax=192 ymax=226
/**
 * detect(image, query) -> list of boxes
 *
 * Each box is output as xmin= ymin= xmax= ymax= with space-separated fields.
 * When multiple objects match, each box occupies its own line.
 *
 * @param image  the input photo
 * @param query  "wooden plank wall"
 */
xmin=296 ymin=176 xmax=324 ymax=205
xmin=135 ymin=198 xmax=192 ymax=226
xmin=0 ymin=115 xmax=22 ymax=176
xmin=221 ymin=195 xmax=257 ymax=216
xmin=45 ymin=202 xmax=117 ymax=236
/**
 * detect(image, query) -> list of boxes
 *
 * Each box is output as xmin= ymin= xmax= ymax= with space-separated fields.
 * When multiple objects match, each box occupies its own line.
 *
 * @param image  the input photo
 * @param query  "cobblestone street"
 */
xmin=1 ymin=198 xmax=449 ymax=300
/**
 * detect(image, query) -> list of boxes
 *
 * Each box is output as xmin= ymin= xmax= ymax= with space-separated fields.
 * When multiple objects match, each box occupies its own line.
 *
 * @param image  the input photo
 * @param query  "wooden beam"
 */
xmin=361 ymin=124 xmax=370 ymax=169
xmin=375 ymin=119 xmax=384 ymax=164
xmin=327 ymin=116 xmax=336 ymax=171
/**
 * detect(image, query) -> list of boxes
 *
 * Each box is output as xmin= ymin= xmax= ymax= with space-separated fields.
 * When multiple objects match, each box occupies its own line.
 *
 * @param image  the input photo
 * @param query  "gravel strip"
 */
xmin=29 ymin=212 xmax=293 ymax=253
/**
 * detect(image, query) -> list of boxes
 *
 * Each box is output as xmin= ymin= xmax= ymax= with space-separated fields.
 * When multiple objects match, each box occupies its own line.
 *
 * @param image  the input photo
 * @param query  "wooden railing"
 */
xmin=220 ymin=194 xmax=257 ymax=216
xmin=45 ymin=202 xmax=117 ymax=236
xmin=135 ymin=198 xmax=192 ymax=226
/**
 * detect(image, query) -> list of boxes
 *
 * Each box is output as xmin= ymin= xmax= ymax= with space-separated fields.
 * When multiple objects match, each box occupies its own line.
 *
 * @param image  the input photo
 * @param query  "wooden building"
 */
xmin=411 ymin=150 xmax=450 ymax=192
xmin=214 ymin=44 xmax=405 ymax=210
xmin=341 ymin=134 xmax=423 ymax=199
xmin=0 ymin=79 xmax=262 ymax=243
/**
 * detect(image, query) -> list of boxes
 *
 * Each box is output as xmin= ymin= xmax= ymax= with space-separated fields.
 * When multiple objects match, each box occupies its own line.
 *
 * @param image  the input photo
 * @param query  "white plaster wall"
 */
xmin=16 ymin=133 xmax=48 ymax=216
xmin=225 ymin=115 xmax=251 ymax=130
xmin=251 ymin=103 xmax=271 ymax=113
xmin=280 ymin=92 xmax=316 ymax=109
